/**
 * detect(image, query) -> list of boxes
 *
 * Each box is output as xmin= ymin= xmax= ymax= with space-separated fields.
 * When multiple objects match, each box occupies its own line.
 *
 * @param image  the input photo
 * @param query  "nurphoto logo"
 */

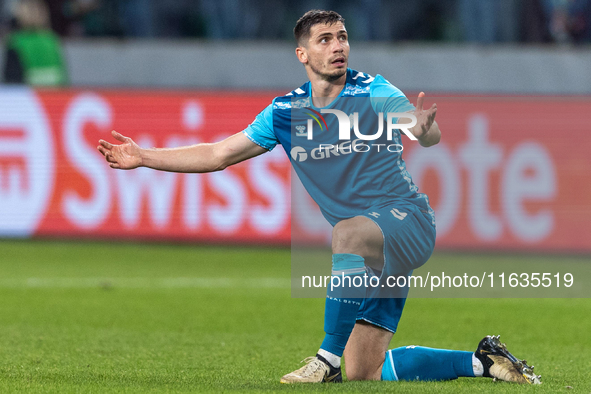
xmin=301 ymin=108 xmax=418 ymax=141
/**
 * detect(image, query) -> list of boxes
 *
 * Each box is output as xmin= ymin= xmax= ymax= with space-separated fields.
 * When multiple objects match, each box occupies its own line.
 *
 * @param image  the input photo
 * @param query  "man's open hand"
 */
xmin=97 ymin=130 xmax=142 ymax=170
xmin=411 ymin=92 xmax=437 ymax=140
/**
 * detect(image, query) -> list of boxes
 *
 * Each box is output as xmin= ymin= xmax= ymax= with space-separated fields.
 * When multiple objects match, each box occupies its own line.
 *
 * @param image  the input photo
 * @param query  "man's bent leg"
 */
xmin=344 ymin=320 xmax=475 ymax=382
xmin=319 ymin=253 xmax=366 ymax=362
xmin=382 ymin=346 xmax=475 ymax=381
xmin=346 ymin=329 xmax=540 ymax=383
xmin=281 ymin=216 xmax=382 ymax=383
xmin=320 ymin=217 xmax=384 ymax=363
xmin=344 ymin=320 xmax=393 ymax=380
xmin=331 ymin=216 xmax=384 ymax=269
xmin=343 ymin=205 xmax=475 ymax=382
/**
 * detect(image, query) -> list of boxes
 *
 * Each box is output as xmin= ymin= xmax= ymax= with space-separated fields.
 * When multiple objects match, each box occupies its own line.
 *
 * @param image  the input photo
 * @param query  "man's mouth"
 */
xmin=331 ymin=57 xmax=346 ymax=66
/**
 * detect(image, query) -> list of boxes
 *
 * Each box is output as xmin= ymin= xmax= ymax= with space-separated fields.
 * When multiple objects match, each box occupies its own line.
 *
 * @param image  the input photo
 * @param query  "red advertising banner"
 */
xmin=403 ymin=96 xmax=591 ymax=252
xmin=0 ymin=88 xmax=589 ymax=252
xmin=0 ymin=88 xmax=290 ymax=244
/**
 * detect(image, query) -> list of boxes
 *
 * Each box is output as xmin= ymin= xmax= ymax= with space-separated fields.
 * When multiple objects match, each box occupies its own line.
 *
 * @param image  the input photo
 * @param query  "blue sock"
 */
xmin=319 ymin=253 xmax=366 ymax=358
xmin=381 ymin=346 xmax=475 ymax=381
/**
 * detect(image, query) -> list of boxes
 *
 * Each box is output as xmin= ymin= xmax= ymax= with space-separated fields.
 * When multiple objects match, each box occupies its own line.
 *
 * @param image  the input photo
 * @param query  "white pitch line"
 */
xmin=0 ymin=277 xmax=290 ymax=289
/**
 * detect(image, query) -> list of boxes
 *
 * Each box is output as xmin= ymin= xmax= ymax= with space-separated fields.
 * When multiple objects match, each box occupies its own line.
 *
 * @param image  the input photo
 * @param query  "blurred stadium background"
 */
xmin=0 ymin=0 xmax=590 ymax=392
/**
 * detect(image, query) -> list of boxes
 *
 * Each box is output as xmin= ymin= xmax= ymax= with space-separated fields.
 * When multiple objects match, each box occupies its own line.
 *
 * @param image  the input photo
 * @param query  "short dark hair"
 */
xmin=294 ymin=10 xmax=345 ymax=46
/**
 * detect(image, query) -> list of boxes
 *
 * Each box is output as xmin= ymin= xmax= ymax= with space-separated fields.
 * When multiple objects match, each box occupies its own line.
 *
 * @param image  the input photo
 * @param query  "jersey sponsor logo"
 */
xmin=290 ymin=146 xmax=308 ymax=162
xmin=291 ymin=140 xmax=404 ymax=163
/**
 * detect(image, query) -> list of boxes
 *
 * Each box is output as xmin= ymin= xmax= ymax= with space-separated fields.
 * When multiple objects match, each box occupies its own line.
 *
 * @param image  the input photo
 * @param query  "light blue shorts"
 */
xmin=355 ymin=201 xmax=436 ymax=333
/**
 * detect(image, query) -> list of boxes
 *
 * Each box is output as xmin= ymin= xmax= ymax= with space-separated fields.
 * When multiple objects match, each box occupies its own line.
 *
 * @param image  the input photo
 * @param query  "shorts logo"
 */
xmin=390 ymin=208 xmax=408 ymax=220
xmin=290 ymin=146 xmax=308 ymax=162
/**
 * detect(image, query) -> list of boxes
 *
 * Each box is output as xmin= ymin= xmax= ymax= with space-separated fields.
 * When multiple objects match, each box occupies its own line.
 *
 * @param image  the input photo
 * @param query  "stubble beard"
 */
xmin=309 ymin=60 xmax=347 ymax=82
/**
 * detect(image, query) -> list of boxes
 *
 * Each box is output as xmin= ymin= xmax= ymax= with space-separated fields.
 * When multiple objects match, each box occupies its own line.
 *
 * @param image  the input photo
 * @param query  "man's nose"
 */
xmin=331 ymin=38 xmax=344 ymax=52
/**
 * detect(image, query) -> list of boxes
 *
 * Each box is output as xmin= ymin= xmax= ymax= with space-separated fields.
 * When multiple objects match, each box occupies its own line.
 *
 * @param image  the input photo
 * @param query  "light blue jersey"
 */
xmin=243 ymin=68 xmax=434 ymax=227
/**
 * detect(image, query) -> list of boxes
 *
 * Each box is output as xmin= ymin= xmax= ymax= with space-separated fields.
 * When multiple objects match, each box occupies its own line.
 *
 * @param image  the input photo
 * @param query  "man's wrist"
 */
xmin=137 ymin=147 xmax=150 ymax=168
xmin=417 ymin=122 xmax=440 ymax=147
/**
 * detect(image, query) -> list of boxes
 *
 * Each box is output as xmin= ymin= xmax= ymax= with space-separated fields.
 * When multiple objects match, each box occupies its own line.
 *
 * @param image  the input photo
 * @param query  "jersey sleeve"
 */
xmin=370 ymin=75 xmax=416 ymax=115
xmin=242 ymin=103 xmax=279 ymax=151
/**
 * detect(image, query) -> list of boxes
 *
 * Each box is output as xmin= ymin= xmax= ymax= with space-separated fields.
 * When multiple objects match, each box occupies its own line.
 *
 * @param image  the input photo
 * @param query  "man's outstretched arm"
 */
xmin=97 ymin=130 xmax=267 ymax=173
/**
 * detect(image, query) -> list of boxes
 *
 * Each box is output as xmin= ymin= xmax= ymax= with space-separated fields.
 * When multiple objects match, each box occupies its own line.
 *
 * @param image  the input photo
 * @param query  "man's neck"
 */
xmin=308 ymin=72 xmax=346 ymax=108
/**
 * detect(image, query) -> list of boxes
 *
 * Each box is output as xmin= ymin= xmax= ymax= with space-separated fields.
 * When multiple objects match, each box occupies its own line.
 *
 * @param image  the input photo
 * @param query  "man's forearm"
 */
xmin=418 ymin=121 xmax=441 ymax=147
xmin=140 ymin=143 xmax=223 ymax=173
xmin=138 ymin=132 xmax=267 ymax=173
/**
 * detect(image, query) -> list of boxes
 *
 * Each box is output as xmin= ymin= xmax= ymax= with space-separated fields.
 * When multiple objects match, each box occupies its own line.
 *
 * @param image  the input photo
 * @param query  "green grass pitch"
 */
xmin=0 ymin=239 xmax=589 ymax=393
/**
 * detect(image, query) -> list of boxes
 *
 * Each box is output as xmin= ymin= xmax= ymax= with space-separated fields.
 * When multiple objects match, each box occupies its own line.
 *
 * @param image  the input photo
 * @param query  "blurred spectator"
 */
xmin=458 ymin=0 xmax=526 ymax=43
xmin=347 ymin=0 xmax=382 ymax=41
xmin=319 ymin=0 xmax=381 ymax=41
xmin=542 ymin=0 xmax=591 ymax=43
xmin=44 ymin=0 xmax=99 ymax=36
xmin=497 ymin=0 xmax=522 ymax=42
xmin=241 ymin=0 xmax=288 ymax=39
xmin=380 ymin=0 xmax=453 ymax=42
xmin=2 ymin=0 xmax=586 ymax=43
xmin=199 ymin=0 xmax=242 ymax=39
xmin=118 ymin=0 xmax=155 ymax=37
xmin=458 ymin=0 xmax=497 ymax=43
xmin=2 ymin=0 xmax=68 ymax=85
xmin=521 ymin=0 xmax=553 ymax=42
xmin=78 ymin=0 xmax=203 ymax=38
xmin=81 ymin=0 xmax=123 ymax=37
xmin=154 ymin=0 xmax=205 ymax=38
xmin=1 ymin=0 xmax=19 ymax=35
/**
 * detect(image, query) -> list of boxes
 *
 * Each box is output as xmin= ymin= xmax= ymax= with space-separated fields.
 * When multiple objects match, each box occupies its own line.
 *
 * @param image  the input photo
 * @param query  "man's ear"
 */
xmin=296 ymin=46 xmax=307 ymax=65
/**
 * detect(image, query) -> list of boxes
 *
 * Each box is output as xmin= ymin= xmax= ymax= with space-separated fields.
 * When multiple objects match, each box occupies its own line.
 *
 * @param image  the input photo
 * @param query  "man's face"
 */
xmin=300 ymin=22 xmax=349 ymax=81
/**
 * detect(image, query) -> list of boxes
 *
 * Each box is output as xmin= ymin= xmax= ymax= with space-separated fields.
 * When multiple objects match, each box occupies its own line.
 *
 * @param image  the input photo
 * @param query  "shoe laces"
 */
xmin=299 ymin=357 xmax=328 ymax=377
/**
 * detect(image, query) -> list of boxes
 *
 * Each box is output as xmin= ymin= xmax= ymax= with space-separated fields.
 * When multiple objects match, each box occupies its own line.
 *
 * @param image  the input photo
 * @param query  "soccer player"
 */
xmin=97 ymin=10 xmax=540 ymax=385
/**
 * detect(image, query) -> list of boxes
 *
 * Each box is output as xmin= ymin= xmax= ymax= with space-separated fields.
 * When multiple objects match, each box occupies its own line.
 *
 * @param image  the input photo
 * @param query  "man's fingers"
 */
xmin=416 ymin=92 xmax=425 ymax=111
xmin=428 ymin=104 xmax=437 ymax=117
xmin=111 ymin=130 xmax=128 ymax=143
xmin=99 ymin=139 xmax=113 ymax=149
xmin=109 ymin=163 xmax=121 ymax=169
xmin=106 ymin=154 xmax=118 ymax=164
xmin=97 ymin=145 xmax=110 ymax=156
